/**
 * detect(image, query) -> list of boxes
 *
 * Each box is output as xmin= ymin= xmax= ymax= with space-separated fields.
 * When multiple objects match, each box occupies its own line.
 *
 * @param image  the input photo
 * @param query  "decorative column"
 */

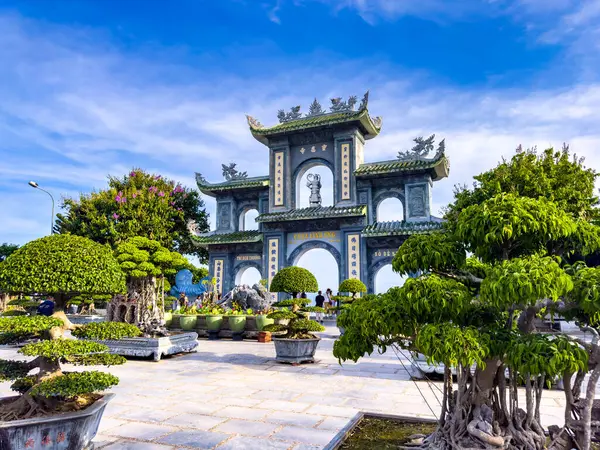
xmin=267 ymin=238 xmax=280 ymax=301
xmin=346 ymin=233 xmax=361 ymax=280
xmin=214 ymin=259 xmax=224 ymax=296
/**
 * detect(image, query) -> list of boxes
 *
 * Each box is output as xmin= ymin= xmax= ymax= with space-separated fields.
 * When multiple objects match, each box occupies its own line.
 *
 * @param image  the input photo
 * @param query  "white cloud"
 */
xmin=2 ymin=12 xmax=600 ymax=291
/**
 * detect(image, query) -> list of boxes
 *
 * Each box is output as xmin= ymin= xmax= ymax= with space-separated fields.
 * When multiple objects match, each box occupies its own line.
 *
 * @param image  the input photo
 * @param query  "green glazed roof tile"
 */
xmin=196 ymin=176 xmax=269 ymax=197
xmin=192 ymin=231 xmax=263 ymax=246
xmin=355 ymin=153 xmax=449 ymax=181
xmin=362 ymin=220 xmax=444 ymax=237
xmin=256 ymin=205 xmax=366 ymax=223
xmin=247 ymin=109 xmax=382 ymax=143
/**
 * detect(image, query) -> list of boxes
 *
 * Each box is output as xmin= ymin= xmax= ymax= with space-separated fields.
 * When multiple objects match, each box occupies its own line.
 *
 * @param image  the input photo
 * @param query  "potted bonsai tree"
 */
xmin=335 ymin=278 xmax=367 ymax=335
xmin=0 ymin=234 xmax=131 ymax=449
xmin=264 ymin=267 xmax=325 ymax=364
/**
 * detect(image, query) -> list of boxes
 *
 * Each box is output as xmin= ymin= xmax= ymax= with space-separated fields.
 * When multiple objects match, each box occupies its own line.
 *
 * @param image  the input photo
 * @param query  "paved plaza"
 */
xmin=0 ymin=324 xmax=580 ymax=450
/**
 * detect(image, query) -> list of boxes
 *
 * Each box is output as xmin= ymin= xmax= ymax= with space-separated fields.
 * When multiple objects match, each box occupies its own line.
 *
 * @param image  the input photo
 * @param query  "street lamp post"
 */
xmin=28 ymin=181 xmax=55 ymax=235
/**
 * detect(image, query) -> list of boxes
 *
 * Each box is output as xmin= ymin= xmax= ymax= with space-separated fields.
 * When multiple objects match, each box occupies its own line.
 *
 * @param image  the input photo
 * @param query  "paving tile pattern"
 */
xmin=0 ymin=324 xmax=590 ymax=450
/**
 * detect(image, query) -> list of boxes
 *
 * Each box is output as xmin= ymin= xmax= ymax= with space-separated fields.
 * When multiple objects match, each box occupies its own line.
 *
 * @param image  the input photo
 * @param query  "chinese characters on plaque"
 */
xmin=341 ymin=143 xmax=350 ymax=200
xmin=347 ymin=233 xmax=361 ymax=279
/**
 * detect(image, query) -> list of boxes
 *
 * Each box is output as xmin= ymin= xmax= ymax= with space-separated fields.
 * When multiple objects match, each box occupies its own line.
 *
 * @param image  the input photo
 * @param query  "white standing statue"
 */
xmin=306 ymin=173 xmax=322 ymax=207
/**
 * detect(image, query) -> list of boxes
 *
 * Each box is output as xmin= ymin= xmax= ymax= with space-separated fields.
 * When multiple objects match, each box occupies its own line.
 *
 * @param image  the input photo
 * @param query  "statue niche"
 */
xmin=306 ymin=173 xmax=322 ymax=207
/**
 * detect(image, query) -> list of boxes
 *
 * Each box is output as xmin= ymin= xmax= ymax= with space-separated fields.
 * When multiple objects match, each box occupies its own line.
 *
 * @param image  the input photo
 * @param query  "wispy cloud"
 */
xmin=2 ymin=11 xmax=600 ymax=251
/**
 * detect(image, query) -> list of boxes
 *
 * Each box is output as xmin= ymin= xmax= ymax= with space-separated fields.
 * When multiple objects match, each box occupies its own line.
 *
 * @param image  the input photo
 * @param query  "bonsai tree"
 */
xmin=264 ymin=267 xmax=325 ymax=338
xmin=114 ymin=236 xmax=188 ymax=329
xmin=334 ymin=146 xmax=600 ymax=450
xmin=334 ymin=278 xmax=367 ymax=310
xmin=0 ymin=234 xmax=126 ymax=329
xmin=0 ymin=317 xmax=140 ymax=421
xmin=0 ymin=235 xmax=137 ymax=421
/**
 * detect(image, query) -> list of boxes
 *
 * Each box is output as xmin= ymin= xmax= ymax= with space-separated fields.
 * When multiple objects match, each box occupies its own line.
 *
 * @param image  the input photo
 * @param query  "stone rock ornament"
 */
xmin=306 ymin=173 xmax=322 ymax=207
xmin=219 ymin=283 xmax=273 ymax=311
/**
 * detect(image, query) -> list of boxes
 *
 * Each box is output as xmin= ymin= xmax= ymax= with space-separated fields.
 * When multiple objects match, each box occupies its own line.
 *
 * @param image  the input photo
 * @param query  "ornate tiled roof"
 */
xmin=256 ymin=205 xmax=366 ymax=223
xmin=247 ymin=109 xmax=382 ymax=145
xmin=195 ymin=175 xmax=269 ymax=197
xmin=362 ymin=220 xmax=444 ymax=237
xmin=355 ymin=153 xmax=449 ymax=181
xmin=192 ymin=231 xmax=263 ymax=246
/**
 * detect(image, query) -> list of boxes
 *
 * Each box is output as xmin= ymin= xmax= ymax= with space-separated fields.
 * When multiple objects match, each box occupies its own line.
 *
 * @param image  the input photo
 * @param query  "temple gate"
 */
xmin=194 ymin=93 xmax=449 ymax=294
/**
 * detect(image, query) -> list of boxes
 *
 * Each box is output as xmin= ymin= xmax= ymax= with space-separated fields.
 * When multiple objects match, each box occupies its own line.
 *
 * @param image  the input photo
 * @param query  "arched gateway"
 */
xmin=193 ymin=93 xmax=449 ymax=295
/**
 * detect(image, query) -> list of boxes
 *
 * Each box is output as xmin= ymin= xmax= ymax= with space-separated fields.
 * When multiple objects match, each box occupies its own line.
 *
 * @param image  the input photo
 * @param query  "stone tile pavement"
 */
xmin=0 ymin=323 xmax=590 ymax=450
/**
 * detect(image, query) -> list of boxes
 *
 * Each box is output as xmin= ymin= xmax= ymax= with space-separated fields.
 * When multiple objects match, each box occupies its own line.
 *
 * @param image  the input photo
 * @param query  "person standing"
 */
xmin=325 ymin=288 xmax=333 ymax=318
xmin=315 ymin=290 xmax=325 ymax=323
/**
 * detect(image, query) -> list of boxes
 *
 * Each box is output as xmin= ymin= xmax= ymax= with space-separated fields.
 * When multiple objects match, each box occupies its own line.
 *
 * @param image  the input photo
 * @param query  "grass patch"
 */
xmin=340 ymin=417 xmax=437 ymax=450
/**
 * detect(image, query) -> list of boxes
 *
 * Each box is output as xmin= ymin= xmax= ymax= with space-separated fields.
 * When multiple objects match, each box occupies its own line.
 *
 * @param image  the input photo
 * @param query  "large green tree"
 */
xmin=0 ymin=243 xmax=19 ymax=262
xmin=56 ymin=169 xmax=210 ymax=262
xmin=334 ymin=146 xmax=600 ymax=450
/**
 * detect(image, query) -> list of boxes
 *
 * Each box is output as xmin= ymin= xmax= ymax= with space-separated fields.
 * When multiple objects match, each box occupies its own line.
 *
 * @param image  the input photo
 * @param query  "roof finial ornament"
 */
xmin=246 ymin=115 xmax=264 ymax=129
xmin=397 ymin=134 xmax=445 ymax=161
xmin=307 ymin=98 xmax=325 ymax=116
xmin=359 ymin=91 xmax=369 ymax=110
xmin=195 ymin=172 xmax=207 ymax=185
xmin=330 ymin=95 xmax=357 ymax=112
xmin=277 ymin=106 xmax=303 ymax=123
xmin=222 ymin=163 xmax=248 ymax=181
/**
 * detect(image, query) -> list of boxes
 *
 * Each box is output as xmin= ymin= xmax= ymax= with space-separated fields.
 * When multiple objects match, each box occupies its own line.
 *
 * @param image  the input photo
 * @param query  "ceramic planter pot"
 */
xmin=0 ymin=393 xmax=114 ymax=450
xmin=256 ymin=314 xmax=274 ymax=331
xmin=228 ymin=315 xmax=247 ymax=333
xmin=205 ymin=315 xmax=223 ymax=331
xmin=179 ymin=315 xmax=198 ymax=331
xmin=164 ymin=311 xmax=173 ymax=327
xmin=273 ymin=337 xmax=320 ymax=364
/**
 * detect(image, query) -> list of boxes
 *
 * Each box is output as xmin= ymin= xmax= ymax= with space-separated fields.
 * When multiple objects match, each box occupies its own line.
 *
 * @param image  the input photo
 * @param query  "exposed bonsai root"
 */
xmin=0 ymin=393 xmax=46 ymax=421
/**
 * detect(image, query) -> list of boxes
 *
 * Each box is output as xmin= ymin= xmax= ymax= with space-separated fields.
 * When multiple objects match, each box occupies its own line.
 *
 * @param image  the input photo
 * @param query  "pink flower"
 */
xmin=132 ymin=193 xmax=137 ymax=198
xmin=112 ymin=213 xmax=119 ymax=220
xmin=158 ymin=191 xmax=165 ymax=197
xmin=169 ymin=201 xmax=175 ymax=206
xmin=129 ymin=171 xmax=136 ymax=177
xmin=154 ymin=175 xmax=162 ymax=180
xmin=148 ymin=186 xmax=158 ymax=193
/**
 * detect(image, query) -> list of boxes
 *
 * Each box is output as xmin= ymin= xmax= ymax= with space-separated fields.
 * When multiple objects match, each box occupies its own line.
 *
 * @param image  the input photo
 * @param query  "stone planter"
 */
xmin=228 ymin=316 xmax=247 ymax=341
xmin=206 ymin=315 xmax=223 ymax=340
xmin=170 ymin=314 xmax=182 ymax=329
xmin=164 ymin=311 xmax=173 ymax=327
xmin=273 ymin=337 xmax=320 ymax=364
xmin=0 ymin=393 xmax=114 ymax=450
xmin=93 ymin=332 xmax=198 ymax=361
xmin=323 ymin=412 xmax=436 ymax=450
xmin=66 ymin=314 xmax=105 ymax=325
xmin=179 ymin=315 xmax=197 ymax=331
xmin=256 ymin=314 xmax=274 ymax=331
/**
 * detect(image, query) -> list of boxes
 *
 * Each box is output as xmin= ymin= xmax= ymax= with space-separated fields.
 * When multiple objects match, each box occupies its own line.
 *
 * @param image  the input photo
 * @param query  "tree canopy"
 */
xmin=0 ymin=234 xmax=126 ymax=307
xmin=56 ymin=169 xmax=210 ymax=262
xmin=269 ymin=267 xmax=318 ymax=297
xmin=334 ymin=146 xmax=600 ymax=450
xmin=0 ymin=243 xmax=19 ymax=262
xmin=115 ymin=236 xmax=188 ymax=279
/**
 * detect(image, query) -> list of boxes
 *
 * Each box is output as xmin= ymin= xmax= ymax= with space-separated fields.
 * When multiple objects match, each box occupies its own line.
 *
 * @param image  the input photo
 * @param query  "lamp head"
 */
xmin=28 ymin=181 xmax=39 ymax=188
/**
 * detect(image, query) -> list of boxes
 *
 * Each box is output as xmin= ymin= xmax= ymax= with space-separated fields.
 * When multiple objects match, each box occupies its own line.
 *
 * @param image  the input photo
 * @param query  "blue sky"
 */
xmin=2 ymin=0 xmax=600 ymax=292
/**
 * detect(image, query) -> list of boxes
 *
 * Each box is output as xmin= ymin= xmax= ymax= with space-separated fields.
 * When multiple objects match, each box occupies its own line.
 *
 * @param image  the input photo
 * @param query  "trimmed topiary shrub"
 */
xmin=72 ymin=322 xmax=142 ymax=341
xmin=269 ymin=266 xmax=318 ymax=297
xmin=0 ymin=234 xmax=126 ymax=314
xmin=265 ymin=267 xmax=323 ymax=339
xmin=338 ymin=278 xmax=367 ymax=298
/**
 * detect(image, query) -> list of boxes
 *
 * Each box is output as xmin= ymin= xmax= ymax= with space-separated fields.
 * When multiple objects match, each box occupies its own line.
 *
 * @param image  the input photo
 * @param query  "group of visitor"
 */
xmin=314 ymin=288 xmax=335 ymax=324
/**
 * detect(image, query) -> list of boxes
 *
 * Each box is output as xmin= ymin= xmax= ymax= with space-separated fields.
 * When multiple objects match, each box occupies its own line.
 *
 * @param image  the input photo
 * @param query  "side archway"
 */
xmin=237 ymin=201 xmax=260 ymax=231
xmin=373 ymin=190 xmax=405 ymax=223
xmin=234 ymin=262 xmax=263 ymax=286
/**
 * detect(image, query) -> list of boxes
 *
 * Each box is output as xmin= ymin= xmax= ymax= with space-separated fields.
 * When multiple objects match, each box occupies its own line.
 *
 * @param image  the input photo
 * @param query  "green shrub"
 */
xmin=338 ymin=279 xmax=367 ymax=297
xmin=269 ymin=267 xmax=318 ymax=296
xmin=0 ymin=234 xmax=126 ymax=308
xmin=71 ymin=322 xmax=142 ymax=340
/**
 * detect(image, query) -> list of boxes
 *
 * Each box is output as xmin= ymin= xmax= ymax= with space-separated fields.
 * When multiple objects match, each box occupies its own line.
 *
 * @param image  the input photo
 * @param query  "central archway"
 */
xmin=288 ymin=241 xmax=341 ymax=302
